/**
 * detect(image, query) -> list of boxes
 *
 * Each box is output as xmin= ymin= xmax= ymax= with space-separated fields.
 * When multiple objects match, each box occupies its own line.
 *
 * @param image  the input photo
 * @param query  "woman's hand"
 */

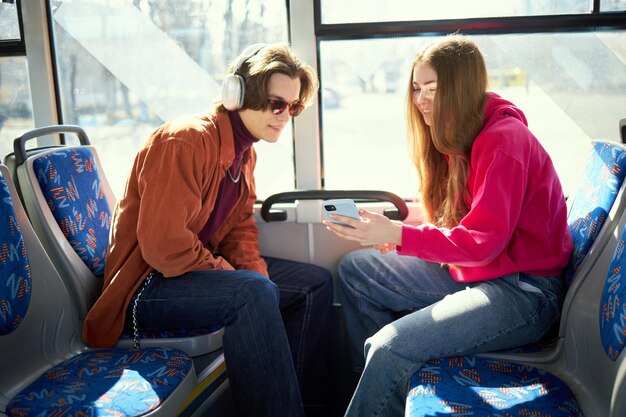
xmin=323 ymin=208 xmax=403 ymax=249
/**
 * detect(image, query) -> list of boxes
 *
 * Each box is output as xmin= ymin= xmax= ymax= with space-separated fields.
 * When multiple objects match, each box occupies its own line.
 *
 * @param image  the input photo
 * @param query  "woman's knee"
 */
xmin=337 ymin=248 xmax=376 ymax=287
xmin=363 ymin=324 xmax=402 ymax=365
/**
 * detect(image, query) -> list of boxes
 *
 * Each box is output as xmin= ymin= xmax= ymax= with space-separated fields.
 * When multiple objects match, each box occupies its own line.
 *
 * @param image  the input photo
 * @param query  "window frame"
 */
xmin=314 ymin=0 xmax=626 ymax=39
xmin=0 ymin=0 xmax=25 ymax=55
xmin=3 ymin=0 xmax=63 ymax=136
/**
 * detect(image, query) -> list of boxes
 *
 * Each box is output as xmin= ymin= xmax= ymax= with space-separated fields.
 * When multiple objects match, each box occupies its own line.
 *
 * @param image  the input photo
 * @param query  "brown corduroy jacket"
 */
xmin=83 ymin=110 xmax=267 ymax=347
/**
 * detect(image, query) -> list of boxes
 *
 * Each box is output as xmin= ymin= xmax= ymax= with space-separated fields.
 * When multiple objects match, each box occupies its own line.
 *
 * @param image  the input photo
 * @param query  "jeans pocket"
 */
xmin=517 ymin=279 xmax=545 ymax=296
xmin=520 ymin=274 xmax=564 ymax=303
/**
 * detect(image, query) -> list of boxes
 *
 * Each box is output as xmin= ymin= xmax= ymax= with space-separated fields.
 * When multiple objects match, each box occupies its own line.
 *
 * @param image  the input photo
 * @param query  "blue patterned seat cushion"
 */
xmin=600 ymin=223 xmax=626 ymax=361
xmin=406 ymin=356 xmax=583 ymax=417
xmin=564 ymin=141 xmax=626 ymax=287
xmin=33 ymin=148 xmax=111 ymax=276
xmin=0 ymin=175 xmax=32 ymax=335
xmin=6 ymin=347 xmax=192 ymax=416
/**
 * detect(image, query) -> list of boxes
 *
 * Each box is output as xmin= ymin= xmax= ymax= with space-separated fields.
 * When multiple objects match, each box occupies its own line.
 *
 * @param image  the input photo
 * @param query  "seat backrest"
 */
xmin=0 ymin=164 xmax=84 ymax=408
xmin=556 ymin=140 xmax=626 ymax=341
xmin=563 ymin=140 xmax=626 ymax=288
xmin=556 ymin=193 xmax=626 ymax=417
xmin=16 ymin=144 xmax=114 ymax=319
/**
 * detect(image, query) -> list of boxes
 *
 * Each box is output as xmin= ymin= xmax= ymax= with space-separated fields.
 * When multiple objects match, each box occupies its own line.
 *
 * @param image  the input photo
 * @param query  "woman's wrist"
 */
xmin=391 ymin=221 xmax=403 ymax=246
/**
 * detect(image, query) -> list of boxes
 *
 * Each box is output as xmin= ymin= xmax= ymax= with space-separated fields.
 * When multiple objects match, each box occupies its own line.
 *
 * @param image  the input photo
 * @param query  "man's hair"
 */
xmin=406 ymin=34 xmax=488 ymax=227
xmin=218 ymin=43 xmax=319 ymax=112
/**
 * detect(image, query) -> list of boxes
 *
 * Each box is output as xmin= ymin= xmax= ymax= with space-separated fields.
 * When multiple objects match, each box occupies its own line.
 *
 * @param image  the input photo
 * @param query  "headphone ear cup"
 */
xmin=222 ymin=73 xmax=245 ymax=111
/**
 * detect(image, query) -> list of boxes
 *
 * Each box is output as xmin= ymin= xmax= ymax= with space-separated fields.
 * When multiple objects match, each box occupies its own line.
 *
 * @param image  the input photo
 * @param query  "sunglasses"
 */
xmin=267 ymin=98 xmax=305 ymax=117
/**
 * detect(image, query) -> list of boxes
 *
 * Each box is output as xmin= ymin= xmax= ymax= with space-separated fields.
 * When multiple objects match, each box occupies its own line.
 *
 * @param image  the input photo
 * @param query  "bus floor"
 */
xmin=194 ymin=305 xmax=358 ymax=417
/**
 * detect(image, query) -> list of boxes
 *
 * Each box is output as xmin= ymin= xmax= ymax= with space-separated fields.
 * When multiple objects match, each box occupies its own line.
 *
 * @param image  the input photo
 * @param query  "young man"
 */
xmin=84 ymin=43 xmax=333 ymax=417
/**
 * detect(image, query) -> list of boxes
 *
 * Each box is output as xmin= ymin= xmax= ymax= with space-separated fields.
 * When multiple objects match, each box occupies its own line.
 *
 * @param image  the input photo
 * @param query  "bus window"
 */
xmin=49 ymin=0 xmax=292 ymax=199
xmin=602 ymin=0 xmax=626 ymax=11
xmin=320 ymin=0 xmax=591 ymax=24
xmin=319 ymin=32 xmax=626 ymax=199
xmin=0 ymin=57 xmax=34 ymax=157
xmin=0 ymin=2 xmax=34 ymax=157
xmin=0 ymin=1 xmax=20 ymax=40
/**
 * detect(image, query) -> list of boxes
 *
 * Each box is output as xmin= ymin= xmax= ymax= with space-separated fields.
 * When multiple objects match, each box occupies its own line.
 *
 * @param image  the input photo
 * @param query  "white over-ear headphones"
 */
xmin=221 ymin=43 xmax=267 ymax=111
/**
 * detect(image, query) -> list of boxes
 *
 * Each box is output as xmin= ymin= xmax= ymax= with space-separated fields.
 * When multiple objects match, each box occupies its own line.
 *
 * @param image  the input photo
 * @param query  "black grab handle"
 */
xmin=13 ymin=124 xmax=90 ymax=166
xmin=260 ymin=190 xmax=409 ymax=222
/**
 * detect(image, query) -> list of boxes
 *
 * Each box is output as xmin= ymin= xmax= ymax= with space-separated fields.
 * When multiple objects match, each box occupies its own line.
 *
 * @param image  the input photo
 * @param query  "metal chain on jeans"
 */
xmin=132 ymin=271 xmax=155 ymax=349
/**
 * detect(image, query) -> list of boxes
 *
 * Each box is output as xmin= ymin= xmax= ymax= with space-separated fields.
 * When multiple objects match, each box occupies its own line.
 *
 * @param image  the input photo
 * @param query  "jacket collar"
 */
xmin=216 ymin=110 xmax=236 ymax=170
xmin=216 ymin=110 xmax=252 ymax=169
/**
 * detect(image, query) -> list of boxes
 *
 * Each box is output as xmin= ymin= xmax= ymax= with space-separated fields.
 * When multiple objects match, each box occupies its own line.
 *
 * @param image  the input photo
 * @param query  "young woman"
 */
xmin=84 ymin=43 xmax=333 ymax=417
xmin=323 ymin=35 xmax=573 ymax=416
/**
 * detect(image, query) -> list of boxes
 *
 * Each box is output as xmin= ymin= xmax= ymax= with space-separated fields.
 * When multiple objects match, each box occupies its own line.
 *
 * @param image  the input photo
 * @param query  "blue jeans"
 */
xmin=338 ymin=248 xmax=564 ymax=417
xmin=125 ymin=256 xmax=333 ymax=417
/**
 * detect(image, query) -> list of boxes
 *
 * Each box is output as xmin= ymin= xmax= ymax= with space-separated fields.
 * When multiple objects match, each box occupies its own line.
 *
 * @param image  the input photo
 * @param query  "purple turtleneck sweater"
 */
xmin=197 ymin=111 xmax=259 ymax=245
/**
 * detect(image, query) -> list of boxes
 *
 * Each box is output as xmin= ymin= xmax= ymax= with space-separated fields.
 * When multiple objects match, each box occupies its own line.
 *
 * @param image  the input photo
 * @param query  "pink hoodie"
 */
xmin=397 ymin=93 xmax=573 ymax=282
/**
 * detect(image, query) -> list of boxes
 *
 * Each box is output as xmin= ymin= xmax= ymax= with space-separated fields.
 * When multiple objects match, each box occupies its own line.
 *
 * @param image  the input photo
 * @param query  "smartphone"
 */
xmin=322 ymin=199 xmax=361 ymax=227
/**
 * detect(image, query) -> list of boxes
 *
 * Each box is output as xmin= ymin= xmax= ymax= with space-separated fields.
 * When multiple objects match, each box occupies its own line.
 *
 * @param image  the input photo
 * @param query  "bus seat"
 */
xmin=482 ymin=140 xmax=626 ymax=361
xmin=12 ymin=125 xmax=224 ymax=357
xmin=405 ymin=147 xmax=626 ymax=417
xmin=556 ymin=140 xmax=626 ymax=338
xmin=563 ymin=140 xmax=626 ymax=290
xmin=0 ymin=164 xmax=196 ymax=417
